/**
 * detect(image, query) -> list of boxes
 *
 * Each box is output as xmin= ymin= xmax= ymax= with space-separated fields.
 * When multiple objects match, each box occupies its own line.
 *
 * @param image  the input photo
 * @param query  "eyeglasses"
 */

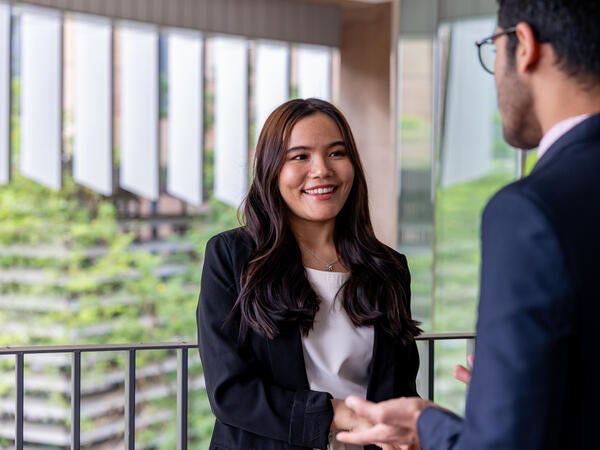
xmin=475 ymin=27 xmax=517 ymax=74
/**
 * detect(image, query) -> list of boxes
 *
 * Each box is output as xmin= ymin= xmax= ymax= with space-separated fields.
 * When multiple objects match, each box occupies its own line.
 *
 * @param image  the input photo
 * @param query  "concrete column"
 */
xmin=337 ymin=2 xmax=397 ymax=246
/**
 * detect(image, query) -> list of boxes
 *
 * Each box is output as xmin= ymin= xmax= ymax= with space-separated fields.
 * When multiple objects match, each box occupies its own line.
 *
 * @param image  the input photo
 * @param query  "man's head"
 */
xmin=493 ymin=0 xmax=600 ymax=149
xmin=497 ymin=0 xmax=600 ymax=85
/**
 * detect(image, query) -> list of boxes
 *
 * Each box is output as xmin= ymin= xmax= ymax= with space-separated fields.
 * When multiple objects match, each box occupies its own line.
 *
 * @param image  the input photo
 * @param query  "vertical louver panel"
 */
xmin=213 ymin=36 xmax=248 ymax=208
xmin=166 ymin=29 xmax=203 ymax=206
xmin=119 ymin=21 xmax=159 ymax=200
xmin=72 ymin=13 xmax=113 ymax=196
xmin=0 ymin=1 xmax=9 ymax=185
xmin=254 ymin=40 xmax=289 ymax=148
xmin=297 ymin=44 xmax=331 ymax=101
xmin=20 ymin=6 xmax=63 ymax=190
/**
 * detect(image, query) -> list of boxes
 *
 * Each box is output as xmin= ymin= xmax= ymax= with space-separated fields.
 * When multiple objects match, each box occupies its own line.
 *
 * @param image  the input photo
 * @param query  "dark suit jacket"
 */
xmin=418 ymin=113 xmax=600 ymax=449
xmin=197 ymin=227 xmax=420 ymax=450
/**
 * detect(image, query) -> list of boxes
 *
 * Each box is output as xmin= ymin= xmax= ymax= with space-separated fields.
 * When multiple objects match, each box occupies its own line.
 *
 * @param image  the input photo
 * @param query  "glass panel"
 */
xmin=398 ymin=14 xmax=522 ymax=413
xmin=118 ymin=21 xmax=159 ymax=200
xmin=212 ymin=36 xmax=248 ymax=207
xmin=19 ymin=6 xmax=62 ymax=190
xmin=435 ymin=18 xmax=517 ymax=335
xmin=439 ymin=19 xmax=496 ymax=188
xmin=432 ymin=17 xmax=520 ymax=412
xmin=166 ymin=29 xmax=204 ymax=206
xmin=397 ymin=37 xmax=435 ymax=331
xmin=0 ymin=2 xmax=9 ymax=184
xmin=71 ymin=14 xmax=113 ymax=196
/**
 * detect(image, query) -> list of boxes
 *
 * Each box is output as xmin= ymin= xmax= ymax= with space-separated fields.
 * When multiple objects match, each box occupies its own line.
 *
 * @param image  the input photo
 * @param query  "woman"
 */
xmin=197 ymin=98 xmax=421 ymax=450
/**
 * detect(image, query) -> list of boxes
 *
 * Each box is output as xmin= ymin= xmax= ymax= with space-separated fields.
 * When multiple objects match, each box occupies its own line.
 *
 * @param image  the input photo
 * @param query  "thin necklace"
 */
xmin=301 ymin=245 xmax=339 ymax=272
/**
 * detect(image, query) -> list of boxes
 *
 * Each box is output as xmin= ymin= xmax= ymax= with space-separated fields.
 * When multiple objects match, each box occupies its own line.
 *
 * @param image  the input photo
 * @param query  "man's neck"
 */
xmin=534 ymin=74 xmax=600 ymax=134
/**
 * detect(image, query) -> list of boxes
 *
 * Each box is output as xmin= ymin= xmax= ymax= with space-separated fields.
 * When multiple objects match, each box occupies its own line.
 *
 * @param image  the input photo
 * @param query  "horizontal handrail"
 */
xmin=0 ymin=333 xmax=476 ymax=355
xmin=0 ymin=341 xmax=198 ymax=355
xmin=418 ymin=332 xmax=475 ymax=340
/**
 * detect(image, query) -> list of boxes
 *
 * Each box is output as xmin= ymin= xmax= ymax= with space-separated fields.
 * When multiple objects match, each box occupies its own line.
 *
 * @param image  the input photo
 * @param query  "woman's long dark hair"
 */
xmin=234 ymin=98 xmax=421 ymax=344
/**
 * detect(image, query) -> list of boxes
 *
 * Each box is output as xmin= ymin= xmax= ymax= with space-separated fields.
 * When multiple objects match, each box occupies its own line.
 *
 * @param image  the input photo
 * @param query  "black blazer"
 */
xmin=197 ymin=228 xmax=420 ymax=450
xmin=417 ymin=113 xmax=600 ymax=449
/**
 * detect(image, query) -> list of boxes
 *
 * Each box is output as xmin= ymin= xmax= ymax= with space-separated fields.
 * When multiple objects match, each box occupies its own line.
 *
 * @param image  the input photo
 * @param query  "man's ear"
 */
xmin=514 ymin=22 xmax=540 ymax=74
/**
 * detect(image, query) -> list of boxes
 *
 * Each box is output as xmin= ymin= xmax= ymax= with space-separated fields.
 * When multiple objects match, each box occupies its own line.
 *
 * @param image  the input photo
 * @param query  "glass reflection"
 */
xmin=398 ymin=16 xmax=522 ymax=413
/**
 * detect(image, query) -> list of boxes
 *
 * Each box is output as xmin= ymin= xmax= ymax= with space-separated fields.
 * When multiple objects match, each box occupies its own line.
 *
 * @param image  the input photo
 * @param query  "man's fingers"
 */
xmin=337 ymin=423 xmax=414 ymax=446
xmin=337 ymin=429 xmax=376 ymax=445
xmin=453 ymin=364 xmax=471 ymax=385
xmin=345 ymin=396 xmax=381 ymax=423
xmin=337 ymin=425 xmax=391 ymax=445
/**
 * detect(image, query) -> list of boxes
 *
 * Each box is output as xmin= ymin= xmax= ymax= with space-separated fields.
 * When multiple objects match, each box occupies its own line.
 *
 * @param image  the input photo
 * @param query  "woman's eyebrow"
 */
xmin=286 ymin=141 xmax=345 ymax=153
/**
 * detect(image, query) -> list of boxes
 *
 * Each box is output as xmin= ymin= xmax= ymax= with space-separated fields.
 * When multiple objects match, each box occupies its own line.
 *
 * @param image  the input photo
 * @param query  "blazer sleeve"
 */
xmin=197 ymin=232 xmax=333 ymax=449
xmin=418 ymin=187 xmax=575 ymax=449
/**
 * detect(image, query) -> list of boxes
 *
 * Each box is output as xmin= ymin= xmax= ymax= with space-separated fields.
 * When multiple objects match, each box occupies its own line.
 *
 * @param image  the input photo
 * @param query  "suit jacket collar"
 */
xmin=532 ymin=112 xmax=600 ymax=174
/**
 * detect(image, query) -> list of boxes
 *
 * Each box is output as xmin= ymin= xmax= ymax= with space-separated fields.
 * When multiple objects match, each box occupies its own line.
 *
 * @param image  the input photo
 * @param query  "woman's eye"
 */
xmin=330 ymin=149 xmax=346 ymax=157
xmin=290 ymin=154 xmax=307 ymax=160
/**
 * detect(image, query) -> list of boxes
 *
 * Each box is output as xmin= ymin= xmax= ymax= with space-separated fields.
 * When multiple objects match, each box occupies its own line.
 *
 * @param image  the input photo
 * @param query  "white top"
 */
xmin=538 ymin=113 xmax=590 ymax=158
xmin=301 ymin=267 xmax=374 ymax=450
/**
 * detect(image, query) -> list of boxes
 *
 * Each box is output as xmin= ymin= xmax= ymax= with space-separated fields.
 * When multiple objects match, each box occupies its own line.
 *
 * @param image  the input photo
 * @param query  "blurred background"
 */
xmin=0 ymin=0 xmax=537 ymax=448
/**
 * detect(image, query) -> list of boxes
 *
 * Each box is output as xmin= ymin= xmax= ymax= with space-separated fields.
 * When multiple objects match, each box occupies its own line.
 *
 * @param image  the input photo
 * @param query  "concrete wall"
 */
xmin=16 ymin=0 xmax=340 ymax=46
xmin=338 ymin=2 xmax=398 ymax=245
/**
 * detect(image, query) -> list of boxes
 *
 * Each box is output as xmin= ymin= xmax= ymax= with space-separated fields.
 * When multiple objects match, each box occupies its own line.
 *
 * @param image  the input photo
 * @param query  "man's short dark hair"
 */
xmin=498 ymin=0 xmax=600 ymax=85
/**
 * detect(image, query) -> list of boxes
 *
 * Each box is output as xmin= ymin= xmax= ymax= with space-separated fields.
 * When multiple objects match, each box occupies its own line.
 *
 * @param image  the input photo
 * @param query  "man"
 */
xmin=337 ymin=0 xmax=600 ymax=449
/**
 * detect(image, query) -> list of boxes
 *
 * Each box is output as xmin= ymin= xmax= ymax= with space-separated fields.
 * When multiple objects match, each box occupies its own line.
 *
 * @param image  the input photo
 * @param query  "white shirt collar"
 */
xmin=538 ymin=114 xmax=590 ymax=158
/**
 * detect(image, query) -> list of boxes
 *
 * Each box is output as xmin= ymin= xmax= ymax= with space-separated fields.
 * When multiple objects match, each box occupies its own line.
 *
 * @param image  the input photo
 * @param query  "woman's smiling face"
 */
xmin=278 ymin=112 xmax=355 ymax=228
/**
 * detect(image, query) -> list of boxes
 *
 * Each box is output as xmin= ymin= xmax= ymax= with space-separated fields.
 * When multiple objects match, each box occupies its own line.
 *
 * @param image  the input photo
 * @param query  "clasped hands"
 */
xmin=335 ymin=354 xmax=474 ymax=449
xmin=333 ymin=396 xmax=429 ymax=449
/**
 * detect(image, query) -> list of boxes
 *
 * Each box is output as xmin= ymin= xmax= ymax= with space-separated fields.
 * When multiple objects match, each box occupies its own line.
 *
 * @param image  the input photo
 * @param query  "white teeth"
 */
xmin=304 ymin=187 xmax=335 ymax=195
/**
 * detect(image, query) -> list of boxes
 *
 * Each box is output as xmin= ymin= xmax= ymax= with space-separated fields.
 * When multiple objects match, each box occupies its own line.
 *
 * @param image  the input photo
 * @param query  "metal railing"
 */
xmin=0 ymin=333 xmax=475 ymax=450
xmin=416 ymin=332 xmax=476 ymax=401
xmin=0 ymin=342 xmax=197 ymax=450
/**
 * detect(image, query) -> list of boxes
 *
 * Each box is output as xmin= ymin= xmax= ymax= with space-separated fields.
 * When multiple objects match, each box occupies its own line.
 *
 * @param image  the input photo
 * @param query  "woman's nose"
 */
xmin=309 ymin=155 xmax=332 ymax=177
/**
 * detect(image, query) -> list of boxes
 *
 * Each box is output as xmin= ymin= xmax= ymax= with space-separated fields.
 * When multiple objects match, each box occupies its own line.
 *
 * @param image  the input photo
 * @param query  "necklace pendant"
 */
xmin=326 ymin=263 xmax=334 ymax=272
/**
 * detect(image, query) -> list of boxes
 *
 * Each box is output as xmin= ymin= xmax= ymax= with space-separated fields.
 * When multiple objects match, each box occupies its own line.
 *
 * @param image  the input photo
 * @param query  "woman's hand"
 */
xmin=332 ymin=401 xmax=418 ymax=450
xmin=335 ymin=396 xmax=429 ymax=447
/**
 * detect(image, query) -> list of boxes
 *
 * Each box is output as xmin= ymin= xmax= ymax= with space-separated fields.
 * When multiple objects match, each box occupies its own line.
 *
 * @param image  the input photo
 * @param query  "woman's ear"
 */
xmin=514 ymin=22 xmax=541 ymax=74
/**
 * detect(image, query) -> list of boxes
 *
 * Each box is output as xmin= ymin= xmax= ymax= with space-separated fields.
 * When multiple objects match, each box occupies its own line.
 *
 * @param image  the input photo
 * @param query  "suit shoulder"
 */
xmin=484 ymin=178 xmax=542 ymax=216
xmin=207 ymin=227 xmax=254 ymax=252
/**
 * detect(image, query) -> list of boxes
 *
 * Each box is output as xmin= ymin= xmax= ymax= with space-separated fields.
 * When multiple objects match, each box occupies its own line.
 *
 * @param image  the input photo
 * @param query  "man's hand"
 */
xmin=335 ymin=396 xmax=433 ymax=447
xmin=453 ymin=354 xmax=474 ymax=385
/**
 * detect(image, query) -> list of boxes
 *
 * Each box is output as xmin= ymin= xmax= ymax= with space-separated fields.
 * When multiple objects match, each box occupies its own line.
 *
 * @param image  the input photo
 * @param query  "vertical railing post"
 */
xmin=177 ymin=348 xmax=188 ymax=450
xmin=15 ymin=352 xmax=24 ymax=450
xmin=71 ymin=351 xmax=81 ymax=450
xmin=125 ymin=349 xmax=136 ymax=450
xmin=427 ymin=338 xmax=435 ymax=401
xmin=466 ymin=337 xmax=475 ymax=361
xmin=416 ymin=339 xmax=434 ymax=401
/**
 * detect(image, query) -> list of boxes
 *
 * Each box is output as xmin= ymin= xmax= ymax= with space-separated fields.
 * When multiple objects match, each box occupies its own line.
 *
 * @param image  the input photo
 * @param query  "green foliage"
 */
xmin=524 ymin=149 xmax=539 ymax=175
xmin=204 ymin=148 xmax=215 ymax=199
xmin=0 ymin=160 xmax=238 ymax=447
xmin=400 ymin=114 xmax=431 ymax=143
xmin=160 ymin=72 xmax=168 ymax=119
